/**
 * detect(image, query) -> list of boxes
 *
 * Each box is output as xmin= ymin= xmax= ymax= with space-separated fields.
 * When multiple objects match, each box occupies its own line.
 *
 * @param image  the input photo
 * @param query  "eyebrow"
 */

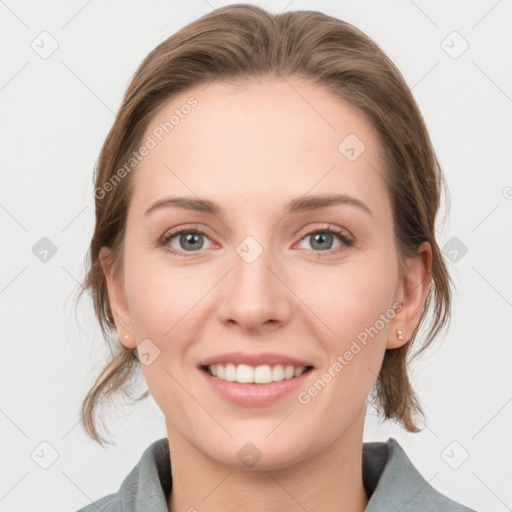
xmin=144 ymin=193 xmax=372 ymax=218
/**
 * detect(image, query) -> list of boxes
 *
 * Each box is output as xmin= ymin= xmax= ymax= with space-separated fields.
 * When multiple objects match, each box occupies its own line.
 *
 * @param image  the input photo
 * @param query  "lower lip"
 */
xmin=199 ymin=367 xmax=313 ymax=406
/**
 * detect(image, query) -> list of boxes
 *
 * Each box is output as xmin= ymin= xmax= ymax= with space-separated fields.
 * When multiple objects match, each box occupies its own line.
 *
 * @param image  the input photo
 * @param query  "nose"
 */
xmin=216 ymin=239 xmax=292 ymax=334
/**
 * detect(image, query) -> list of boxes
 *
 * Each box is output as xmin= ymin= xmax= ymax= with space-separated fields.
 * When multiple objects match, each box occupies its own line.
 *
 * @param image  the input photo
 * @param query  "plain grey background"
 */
xmin=1 ymin=1 xmax=511 ymax=511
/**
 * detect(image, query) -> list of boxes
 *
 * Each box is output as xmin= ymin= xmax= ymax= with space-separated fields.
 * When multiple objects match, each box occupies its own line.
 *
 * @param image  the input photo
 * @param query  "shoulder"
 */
xmin=363 ymin=437 xmax=479 ymax=512
xmin=71 ymin=437 xmax=171 ymax=512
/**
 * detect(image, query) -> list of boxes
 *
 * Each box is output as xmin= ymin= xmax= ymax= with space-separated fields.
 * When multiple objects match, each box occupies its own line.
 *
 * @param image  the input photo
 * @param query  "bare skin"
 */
xmin=100 ymin=76 xmax=431 ymax=512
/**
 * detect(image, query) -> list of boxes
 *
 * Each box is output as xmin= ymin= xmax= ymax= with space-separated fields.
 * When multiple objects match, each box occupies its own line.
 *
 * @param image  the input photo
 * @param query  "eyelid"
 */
xmin=159 ymin=222 xmax=211 ymax=237
xmin=294 ymin=222 xmax=354 ymax=243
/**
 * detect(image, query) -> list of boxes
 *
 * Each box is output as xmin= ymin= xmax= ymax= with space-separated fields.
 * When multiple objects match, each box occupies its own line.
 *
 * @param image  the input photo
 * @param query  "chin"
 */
xmin=198 ymin=430 xmax=319 ymax=471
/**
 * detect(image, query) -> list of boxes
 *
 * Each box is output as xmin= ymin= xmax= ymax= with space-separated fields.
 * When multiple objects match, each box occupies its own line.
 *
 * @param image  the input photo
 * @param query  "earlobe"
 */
xmin=387 ymin=241 xmax=432 ymax=350
xmin=387 ymin=326 xmax=408 ymax=350
xmin=99 ymin=247 xmax=136 ymax=349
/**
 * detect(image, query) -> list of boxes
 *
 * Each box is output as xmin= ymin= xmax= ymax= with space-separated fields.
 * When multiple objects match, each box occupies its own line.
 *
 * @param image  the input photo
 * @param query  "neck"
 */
xmin=166 ymin=409 xmax=370 ymax=512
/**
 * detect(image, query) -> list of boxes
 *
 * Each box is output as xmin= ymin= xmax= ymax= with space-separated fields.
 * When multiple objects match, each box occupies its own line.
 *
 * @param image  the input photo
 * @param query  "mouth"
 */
xmin=201 ymin=363 xmax=314 ymax=384
xmin=197 ymin=352 xmax=316 ymax=405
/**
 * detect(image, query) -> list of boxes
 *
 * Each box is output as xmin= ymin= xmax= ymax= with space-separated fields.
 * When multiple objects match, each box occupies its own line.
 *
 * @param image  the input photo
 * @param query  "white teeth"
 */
xmin=237 ymin=364 xmax=254 ymax=383
xmin=254 ymin=365 xmax=272 ymax=384
xmin=284 ymin=365 xmax=295 ymax=379
xmin=207 ymin=363 xmax=309 ymax=384
xmin=272 ymin=364 xmax=284 ymax=381
xmin=294 ymin=367 xmax=307 ymax=377
xmin=224 ymin=363 xmax=236 ymax=381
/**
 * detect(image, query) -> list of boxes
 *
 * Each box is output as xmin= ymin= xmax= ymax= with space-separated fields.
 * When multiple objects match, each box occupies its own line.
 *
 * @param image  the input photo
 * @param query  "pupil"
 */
xmin=311 ymin=233 xmax=332 ymax=250
xmin=181 ymin=233 xmax=203 ymax=251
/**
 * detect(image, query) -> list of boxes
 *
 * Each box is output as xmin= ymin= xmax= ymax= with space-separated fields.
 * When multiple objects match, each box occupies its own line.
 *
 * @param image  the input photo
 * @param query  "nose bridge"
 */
xmin=217 ymin=231 xmax=291 ymax=329
xmin=235 ymin=235 xmax=274 ymax=294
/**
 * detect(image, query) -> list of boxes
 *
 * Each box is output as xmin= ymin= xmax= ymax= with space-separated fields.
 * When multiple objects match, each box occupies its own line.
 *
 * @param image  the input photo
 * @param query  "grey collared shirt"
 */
xmin=75 ymin=437 xmax=477 ymax=511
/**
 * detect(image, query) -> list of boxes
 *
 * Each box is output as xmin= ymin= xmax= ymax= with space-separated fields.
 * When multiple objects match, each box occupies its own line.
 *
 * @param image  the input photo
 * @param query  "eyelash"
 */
xmin=157 ymin=223 xmax=354 ymax=258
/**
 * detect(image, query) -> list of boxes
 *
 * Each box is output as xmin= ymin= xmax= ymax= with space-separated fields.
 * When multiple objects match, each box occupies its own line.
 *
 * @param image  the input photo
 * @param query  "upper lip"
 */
xmin=199 ymin=352 xmax=314 ymax=368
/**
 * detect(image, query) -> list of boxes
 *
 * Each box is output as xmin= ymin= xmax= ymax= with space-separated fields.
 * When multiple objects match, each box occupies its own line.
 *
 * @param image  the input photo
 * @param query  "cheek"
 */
xmin=124 ymin=257 xmax=206 ymax=415
xmin=304 ymin=258 xmax=398 ymax=339
xmin=124 ymin=248 xmax=207 ymax=340
xmin=123 ymin=254 xmax=215 ymax=410
xmin=307 ymin=259 xmax=399 ymax=389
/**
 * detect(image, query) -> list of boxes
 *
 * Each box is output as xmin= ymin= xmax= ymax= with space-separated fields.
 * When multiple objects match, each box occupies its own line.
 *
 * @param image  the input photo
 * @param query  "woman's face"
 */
xmin=101 ymin=77 xmax=429 ymax=469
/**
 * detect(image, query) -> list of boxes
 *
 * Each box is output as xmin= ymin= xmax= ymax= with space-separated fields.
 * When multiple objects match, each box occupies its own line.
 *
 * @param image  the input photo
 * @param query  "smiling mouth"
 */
xmin=201 ymin=363 xmax=314 ymax=384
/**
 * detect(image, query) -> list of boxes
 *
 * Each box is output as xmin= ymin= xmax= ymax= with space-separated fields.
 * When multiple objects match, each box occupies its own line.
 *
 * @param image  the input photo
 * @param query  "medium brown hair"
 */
xmin=77 ymin=4 xmax=452 ymax=446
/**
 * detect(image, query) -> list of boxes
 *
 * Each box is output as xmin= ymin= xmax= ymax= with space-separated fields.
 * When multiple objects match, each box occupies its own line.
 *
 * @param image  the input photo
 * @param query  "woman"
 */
xmin=76 ymin=4 xmax=477 ymax=511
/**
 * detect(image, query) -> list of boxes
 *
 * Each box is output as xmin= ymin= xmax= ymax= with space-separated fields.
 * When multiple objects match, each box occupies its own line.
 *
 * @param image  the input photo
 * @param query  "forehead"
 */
xmin=129 ymin=76 xmax=390 ymax=220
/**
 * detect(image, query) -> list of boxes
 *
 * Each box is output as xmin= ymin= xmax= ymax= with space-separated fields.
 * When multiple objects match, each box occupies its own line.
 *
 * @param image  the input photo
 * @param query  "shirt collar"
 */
xmin=118 ymin=437 xmax=473 ymax=511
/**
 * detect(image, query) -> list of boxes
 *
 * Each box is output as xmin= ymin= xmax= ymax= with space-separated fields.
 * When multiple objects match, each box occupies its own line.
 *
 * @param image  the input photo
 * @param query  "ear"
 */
xmin=99 ymin=246 xmax=137 ymax=349
xmin=387 ymin=241 xmax=432 ymax=349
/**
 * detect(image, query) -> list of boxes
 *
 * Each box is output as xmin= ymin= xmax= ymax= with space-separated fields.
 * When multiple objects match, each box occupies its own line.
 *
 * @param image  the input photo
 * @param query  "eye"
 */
xmin=158 ymin=225 xmax=213 ymax=256
xmin=295 ymin=224 xmax=354 ymax=254
xmin=157 ymin=223 xmax=354 ymax=257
